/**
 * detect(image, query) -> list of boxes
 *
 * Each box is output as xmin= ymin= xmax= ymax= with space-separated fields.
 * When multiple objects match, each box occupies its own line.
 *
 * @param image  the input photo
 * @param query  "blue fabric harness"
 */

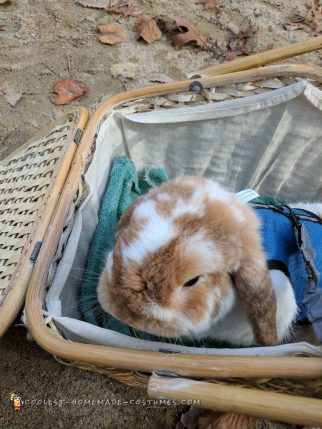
xmin=251 ymin=203 xmax=322 ymax=340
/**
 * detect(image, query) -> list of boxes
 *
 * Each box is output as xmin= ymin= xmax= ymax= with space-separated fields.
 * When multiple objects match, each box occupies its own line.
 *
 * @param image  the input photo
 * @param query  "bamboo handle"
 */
xmin=194 ymin=35 xmax=322 ymax=77
xmin=99 ymin=64 xmax=322 ymax=110
xmin=148 ymin=374 xmax=322 ymax=426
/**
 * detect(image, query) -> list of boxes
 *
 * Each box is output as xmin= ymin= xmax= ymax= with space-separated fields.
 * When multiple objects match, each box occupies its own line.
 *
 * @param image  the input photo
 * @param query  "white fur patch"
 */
xmin=182 ymin=287 xmax=235 ymax=337
xmin=122 ymin=180 xmax=229 ymax=264
xmin=173 ymin=198 xmax=204 ymax=218
xmin=176 ymin=177 xmax=231 ymax=206
xmin=196 ymin=180 xmax=244 ymax=223
xmin=105 ymin=251 xmax=114 ymax=281
xmin=149 ymin=303 xmax=178 ymax=322
xmin=148 ymin=282 xmax=236 ymax=338
xmin=202 ymin=179 xmax=231 ymax=202
xmin=178 ymin=177 xmax=198 ymax=187
xmin=206 ymin=270 xmax=298 ymax=346
xmin=254 ymin=258 xmax=266 ymax=267
xmin=149 ymin=301 xmax=214 ymax=337
xmin=178 ymin=179 xmax=231 ymax=219
xmin=122 ymin=200 xmax=175 ymax=263
xmin=231 ymin=206 xmax=246 ymax=223
xmin=185 ymin=310 xmax=213 ymax=336
xmin=207 ymin=287 xmax=256 ymax=345
xmin=184 ymin=231 xmax=223 ymax=269
xmin=213 ymin=287 xmax=236 ymax=323
xmin=270 ymin=269 xmax=297 ymax=342
xmin=133 ymin=199 xmax=156 ymax=219
xmin=121 ymin=178 xmax=233 ymax=265
xmin=186 ymin=288 xmax=222 ymax=336
xmin=157 ymin=192 xmax=171 ymax=202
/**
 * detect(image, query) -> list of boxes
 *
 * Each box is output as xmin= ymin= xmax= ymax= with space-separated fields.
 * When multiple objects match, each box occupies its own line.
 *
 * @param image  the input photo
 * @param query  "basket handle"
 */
xmin=90 ymin=63 xmax=322 ymax=112
xmin=148 ymin=373 xmax=322 ymax=426
xmin=193 ymin=35 xmax=322 ymax=77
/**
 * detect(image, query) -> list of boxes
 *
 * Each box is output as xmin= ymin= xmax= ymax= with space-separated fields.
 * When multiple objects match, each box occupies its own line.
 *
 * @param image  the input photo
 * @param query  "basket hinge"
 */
xmin=73 ymin=128 xmax=83 ymax=144
xmin=30 ymin=241 xmax=43 ymax=263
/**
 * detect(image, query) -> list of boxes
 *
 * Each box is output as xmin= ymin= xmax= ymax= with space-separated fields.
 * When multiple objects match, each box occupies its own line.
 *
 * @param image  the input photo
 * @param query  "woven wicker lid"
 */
xmin=0 ymin=108 xmax=88 ymax=336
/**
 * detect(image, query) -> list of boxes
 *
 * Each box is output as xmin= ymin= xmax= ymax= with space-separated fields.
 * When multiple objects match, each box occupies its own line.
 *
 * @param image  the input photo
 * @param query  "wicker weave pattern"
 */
xmin=0 ymin=118 xmax=73 ymax=305
xmin=53 ymin=358 xmax=322 ymax=398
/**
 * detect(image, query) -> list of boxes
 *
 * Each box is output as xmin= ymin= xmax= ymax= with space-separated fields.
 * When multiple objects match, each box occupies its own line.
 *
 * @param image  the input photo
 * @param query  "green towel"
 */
xmin=250 ymin=196 xmax=287 ymax=206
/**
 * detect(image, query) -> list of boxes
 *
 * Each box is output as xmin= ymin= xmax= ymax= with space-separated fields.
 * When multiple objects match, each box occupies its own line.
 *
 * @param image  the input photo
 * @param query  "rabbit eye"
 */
xmin=183 ymin=276 xmax=200 ymax=287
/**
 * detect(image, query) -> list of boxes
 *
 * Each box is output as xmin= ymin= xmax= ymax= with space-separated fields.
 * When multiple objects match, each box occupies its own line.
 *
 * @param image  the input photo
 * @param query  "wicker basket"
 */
xmin=2 ymin=37 xmax=322 ymax=426
xmin=0 ymin=109 xmax=88 ymax=336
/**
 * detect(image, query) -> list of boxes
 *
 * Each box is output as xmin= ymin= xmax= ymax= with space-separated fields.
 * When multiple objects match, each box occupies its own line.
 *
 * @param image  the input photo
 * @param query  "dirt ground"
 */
xmin=1 ymin=0 xmax=321 ymax=428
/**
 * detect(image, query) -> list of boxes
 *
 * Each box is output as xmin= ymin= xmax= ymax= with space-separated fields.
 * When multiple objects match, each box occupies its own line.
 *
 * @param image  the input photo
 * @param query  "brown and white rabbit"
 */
xmin=98 ymin=176 xmax=299 ymax=346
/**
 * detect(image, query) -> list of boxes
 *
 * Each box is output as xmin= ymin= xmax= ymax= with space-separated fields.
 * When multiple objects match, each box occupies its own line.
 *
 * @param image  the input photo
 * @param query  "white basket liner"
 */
xmin=45 ymin=80 xmax=322 ymax=356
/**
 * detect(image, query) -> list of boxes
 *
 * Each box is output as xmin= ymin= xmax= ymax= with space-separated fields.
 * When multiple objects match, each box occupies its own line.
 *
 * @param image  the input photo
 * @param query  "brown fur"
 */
xmin=98 ymin=176 xmax=278 ymax=345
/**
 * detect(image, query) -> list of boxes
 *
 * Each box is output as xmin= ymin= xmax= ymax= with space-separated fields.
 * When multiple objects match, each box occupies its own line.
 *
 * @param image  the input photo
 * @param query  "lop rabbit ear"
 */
xmin=232 ymin=248 xmax=278 ymax=346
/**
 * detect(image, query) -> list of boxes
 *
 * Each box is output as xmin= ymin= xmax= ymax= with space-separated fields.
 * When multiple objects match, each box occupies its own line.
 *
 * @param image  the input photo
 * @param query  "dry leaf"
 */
xmin=97 ymin=24 xmax=130 ymax=44
xmin=216 ymin=87 xmax=249 ymax=97
xmin=110 ymin=61 xmax=138 ymax=78
xmin=106 ymin=3 xmax=139 ymax=17
xmin=312 ymin=22 xmax=322 ymax=35
xmin=283 ymin=22 xmax=307 ymax=31
xmin=75 ymin=0 xmax=109 ymax=8
xmin=153 ymin=96 xmax=176 ymax=107
xmin=311 ymin=0 xmax=322 ymax=20
xmin=282 ymin=3 xmax=322 ymax=36
xmin=134 ymin=15 xmax=161 ymax=44
xmin=310 ymin=1 xmax=322 ymax=34
xmin=287 ymin=14 xmax=306 ymax=23
xmin=207 ymin=39 xmax=225 ymax=59
xmin=196 ymin=0 xmax=217 ymax=10
xmin=167 ymin=93 xmax=197 ymax=103
xmin=225 ymin=49 xmax=242 ymax=60
xmin=149 ymin=72 xmax=173 ymax=83
xmin=254 ymin=88 xmax=272 ymax=95
xmin=283 ymin=16 xmax=307 ymax=31
xmin=226 ymin=22 xmax=257 ymax=58
xmin=210 ymin=92 xmax=231 ymax=101
xmin=50 ymin=80 xmax=87 ymax=105
xmin=235 ymin=24 xmax=257 ymax=52
xmin=157 ymin=15 xmax=208 ymax=50
xmin=265 ymin=43 xmax=274 ymax=50
xmin=0 ymin=0 xmax=10 ymax=3
xmin=256 ymin=78 xmax=285 ymax=89
xmin=4 ymin=90 xmax=23 ymax=107
xmin=236 ymin=82 xmax=257 ymax=91
xmin=119 ymin=100 xmax=154 ymax=114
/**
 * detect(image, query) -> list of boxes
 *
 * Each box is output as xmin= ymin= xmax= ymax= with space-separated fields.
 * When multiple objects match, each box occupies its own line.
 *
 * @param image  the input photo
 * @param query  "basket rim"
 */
xmin=25 ymin=65 xmax=322 ymax=378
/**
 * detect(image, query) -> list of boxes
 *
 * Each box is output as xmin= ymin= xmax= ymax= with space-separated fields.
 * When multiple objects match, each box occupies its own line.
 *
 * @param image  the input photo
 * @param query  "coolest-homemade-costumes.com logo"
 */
xmin=10 ymin=393 xmax=24 ymax=411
